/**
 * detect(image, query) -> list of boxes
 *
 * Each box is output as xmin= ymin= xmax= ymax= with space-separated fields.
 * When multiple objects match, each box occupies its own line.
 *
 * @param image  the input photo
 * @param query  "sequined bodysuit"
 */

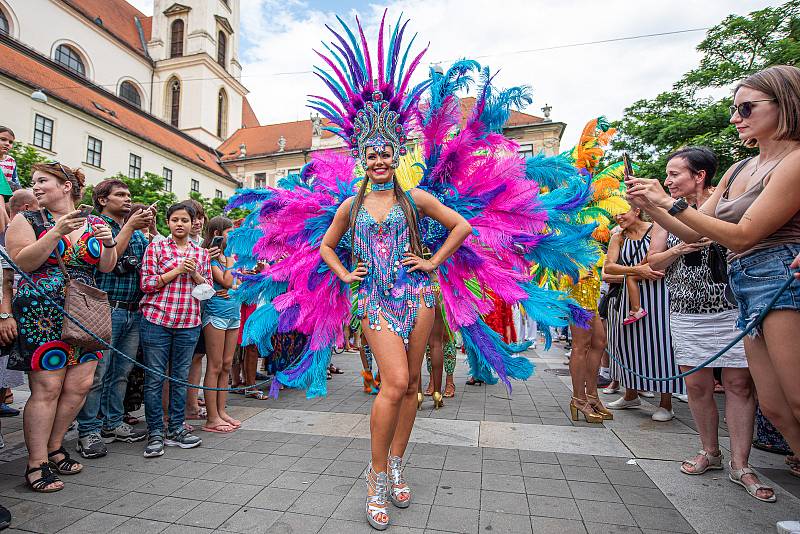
xmin=352 ymin=202 xmax=434 ymax=344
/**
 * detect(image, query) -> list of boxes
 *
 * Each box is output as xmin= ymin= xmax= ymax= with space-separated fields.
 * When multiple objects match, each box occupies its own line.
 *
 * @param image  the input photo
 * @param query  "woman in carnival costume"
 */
xmin=224 ymin=12 xmax=598 ymax=530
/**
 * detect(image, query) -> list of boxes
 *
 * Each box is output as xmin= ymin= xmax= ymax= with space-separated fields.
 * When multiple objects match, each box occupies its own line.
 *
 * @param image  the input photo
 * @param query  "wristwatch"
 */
xmin=667 ymin=198 xmax=689 ymax=216
xmin=0 ymin=313 xmax=12 ymax=320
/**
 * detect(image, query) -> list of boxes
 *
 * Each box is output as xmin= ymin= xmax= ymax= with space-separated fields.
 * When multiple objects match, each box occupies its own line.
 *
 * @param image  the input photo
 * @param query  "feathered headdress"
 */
xmin=308 ymin=11 xmax=430 ymax=168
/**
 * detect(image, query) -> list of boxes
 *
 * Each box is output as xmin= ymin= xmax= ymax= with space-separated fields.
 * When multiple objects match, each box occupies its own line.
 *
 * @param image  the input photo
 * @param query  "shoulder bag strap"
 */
xmin=38 ymin=208 xmax=70 ymax=282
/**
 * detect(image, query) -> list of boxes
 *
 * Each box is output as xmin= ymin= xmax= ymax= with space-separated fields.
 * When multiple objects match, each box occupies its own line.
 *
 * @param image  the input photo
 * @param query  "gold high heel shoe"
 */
xmin=569 ymin=396 xmax=603 ymax=423
xmin=417 ymin=392 xmax=424 ymax=410
xmin=432 ymin=391 xmax=444 ymax=409
xmin=586 ymin=394 xmax=613 ymax=420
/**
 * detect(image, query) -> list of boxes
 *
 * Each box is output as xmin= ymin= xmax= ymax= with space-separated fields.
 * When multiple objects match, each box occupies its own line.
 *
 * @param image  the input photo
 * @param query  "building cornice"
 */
xmin=154 ymin=53 xmax=248 ymax=95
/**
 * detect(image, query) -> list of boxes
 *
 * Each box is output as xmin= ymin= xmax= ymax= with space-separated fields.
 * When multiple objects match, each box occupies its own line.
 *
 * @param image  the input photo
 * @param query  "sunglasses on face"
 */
xmin=729 ymin=99 xmax=777 ymax=118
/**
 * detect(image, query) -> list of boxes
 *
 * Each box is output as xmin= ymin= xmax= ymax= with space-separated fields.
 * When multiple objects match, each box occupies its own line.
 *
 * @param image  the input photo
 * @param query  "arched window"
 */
xmin=0 ymin=9 xmax=9 ymax=35
xmin=168 ymin=79 xmax=180 ymax=127
xmin=119 ymin=81 xmax=142 ymax=108
xmin=54 ymin=44 xmax=85 ymax=76
xmin=216 ymin=89 xmax=228 ymax=138
xmin=217 ymin=31 xmax=227 ymax=68
xmin=170 ymin=19 xmax=184 ymax=58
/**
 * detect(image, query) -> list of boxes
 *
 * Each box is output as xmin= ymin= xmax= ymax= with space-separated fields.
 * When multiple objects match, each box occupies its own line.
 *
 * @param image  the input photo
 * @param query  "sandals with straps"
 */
xmin=48 ymin=446 xmax=83 ymax=475
xmin=680 ymin=450 xmax=723 ymax=475
xmin=25 ymin=463 xmax=63 ymax=493
xmin=786 ymin=455 xmax=800 ymax=478
xmin=729 ymin=461 xmax=776 ymax=502
xmin=365 ymin=462 xmax=389 ymax=530
xmin=388 ymin=454 xmax=411 ymax=508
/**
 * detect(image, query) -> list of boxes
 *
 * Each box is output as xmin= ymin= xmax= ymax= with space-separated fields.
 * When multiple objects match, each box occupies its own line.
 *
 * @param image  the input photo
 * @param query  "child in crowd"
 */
xmin=0 ymin=127 xmax=19 ymax=189
xmin=139 ymin=202 xmax=210 ymax=457
xmin=622 ymin=264 xmax=648 ymax=325
xmin=200 ymin=216 xmax=242 ymax=432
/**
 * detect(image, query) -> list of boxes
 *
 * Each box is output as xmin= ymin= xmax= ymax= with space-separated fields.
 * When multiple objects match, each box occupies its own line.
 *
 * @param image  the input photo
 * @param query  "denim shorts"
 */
xmin=202 ymin=313 xmax=241 ymax=331
xmin=728 ymin=243 xmax=800 ymax=335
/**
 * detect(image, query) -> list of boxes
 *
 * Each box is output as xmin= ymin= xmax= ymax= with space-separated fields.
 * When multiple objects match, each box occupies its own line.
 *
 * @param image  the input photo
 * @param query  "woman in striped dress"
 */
xmin=602 ymin=208 xmax=683 ymax=421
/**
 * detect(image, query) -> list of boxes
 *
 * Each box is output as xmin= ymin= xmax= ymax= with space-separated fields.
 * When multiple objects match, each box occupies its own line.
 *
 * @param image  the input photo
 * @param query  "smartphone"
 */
xmin=210 ymin=235 xmax=224 ymax=249
xmin=148 ymin=200 xmax=159 ymax=213
xmin=622 ymin=152 xmax=634 ymax=181
xmin=77 ymin=204 xmax=94 ymax=217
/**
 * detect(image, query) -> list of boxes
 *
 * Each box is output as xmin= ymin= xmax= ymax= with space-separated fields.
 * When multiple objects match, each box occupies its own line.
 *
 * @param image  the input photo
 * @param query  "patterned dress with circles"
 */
xmin=8 ymin=210 xmax=105 ymax=372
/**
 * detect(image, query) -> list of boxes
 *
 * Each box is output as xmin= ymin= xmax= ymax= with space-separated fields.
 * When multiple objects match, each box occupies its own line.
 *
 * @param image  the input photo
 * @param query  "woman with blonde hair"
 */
xmin=628 ymin=64 xmax=800 ymax=494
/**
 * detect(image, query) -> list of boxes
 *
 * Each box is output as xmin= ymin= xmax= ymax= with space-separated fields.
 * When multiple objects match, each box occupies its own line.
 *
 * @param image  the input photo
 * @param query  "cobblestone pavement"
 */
xmin=0 ymin=342 xmax=798 ymax=533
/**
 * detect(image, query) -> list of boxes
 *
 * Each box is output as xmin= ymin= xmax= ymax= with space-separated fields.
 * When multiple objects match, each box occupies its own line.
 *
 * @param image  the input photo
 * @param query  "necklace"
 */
xmin=750 ymin=146 xmax=794 ymax=176
xmin=371 ymin=179 xmax=394 ymax=191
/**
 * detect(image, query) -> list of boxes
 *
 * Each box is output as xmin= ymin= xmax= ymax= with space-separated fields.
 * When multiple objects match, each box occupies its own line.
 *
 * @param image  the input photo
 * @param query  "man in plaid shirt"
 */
xmin=139 ymin=202 xmax=211 ymax=457
xmin=76 ymin=180 xmax=152 ymax=459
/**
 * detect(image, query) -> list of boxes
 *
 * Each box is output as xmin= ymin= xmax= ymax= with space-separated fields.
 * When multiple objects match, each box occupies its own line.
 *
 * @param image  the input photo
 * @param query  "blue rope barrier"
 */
xmin=604 ymin=273 xmax=797 ymax=382
xmin=0 ymin=246 xmax=274 ymax=392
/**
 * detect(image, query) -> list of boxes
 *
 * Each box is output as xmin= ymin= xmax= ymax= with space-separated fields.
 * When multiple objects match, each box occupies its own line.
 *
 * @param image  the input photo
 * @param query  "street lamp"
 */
xmin=30 ymin=88 xmax=47 ymax=103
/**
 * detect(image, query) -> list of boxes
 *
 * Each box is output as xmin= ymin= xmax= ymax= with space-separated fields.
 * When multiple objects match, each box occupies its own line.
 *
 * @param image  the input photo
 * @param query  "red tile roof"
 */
xmin=0 ymin=37 xmax=233 ymax=183
xmin=460 ymin=97 xmax=544 ymax=127
xmin=62 ymin=0 xmax=152 ymax=60
xmin=219 ymin=119 xmax=336 ymax=160
xmin=241 ymin=97 xmax=261 ymax=128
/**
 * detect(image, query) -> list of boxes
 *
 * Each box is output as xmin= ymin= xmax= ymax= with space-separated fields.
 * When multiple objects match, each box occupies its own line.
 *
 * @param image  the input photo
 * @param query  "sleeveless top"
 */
xmin=716 ymin=157 xmax=800 ymax=260
xmin=352 ymin=201 xmax=434 ymax=345
xmin=664 ymin=233 xmax=736 ymax=315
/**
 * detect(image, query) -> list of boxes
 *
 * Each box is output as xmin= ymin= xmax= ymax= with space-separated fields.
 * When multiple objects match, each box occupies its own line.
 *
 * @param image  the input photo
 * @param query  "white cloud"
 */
xmin=130 ymin=0 xmax=785 ymax=145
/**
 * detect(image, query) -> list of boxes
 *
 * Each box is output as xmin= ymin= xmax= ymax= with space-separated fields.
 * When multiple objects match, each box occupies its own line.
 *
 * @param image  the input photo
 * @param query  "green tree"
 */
xmin=612 ymin=1 xmax=800 ymax=182
xmin=8 ymin=143 xmax=47 ymax=187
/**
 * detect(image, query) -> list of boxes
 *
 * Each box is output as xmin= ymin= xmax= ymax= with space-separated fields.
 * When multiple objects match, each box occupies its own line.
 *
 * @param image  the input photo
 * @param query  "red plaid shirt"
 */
xmin=140 ymin=238 xmax=211 ymax=328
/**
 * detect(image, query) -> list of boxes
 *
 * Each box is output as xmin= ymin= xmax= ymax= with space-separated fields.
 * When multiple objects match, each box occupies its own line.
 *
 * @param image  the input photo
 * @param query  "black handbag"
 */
xmin=708 ymin=242 xmax=736 ymax=305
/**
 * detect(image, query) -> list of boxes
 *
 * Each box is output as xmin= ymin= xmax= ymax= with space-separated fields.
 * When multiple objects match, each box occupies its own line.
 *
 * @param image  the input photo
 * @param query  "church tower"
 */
xmin=148 ymin=0 xmax=246 ymax=147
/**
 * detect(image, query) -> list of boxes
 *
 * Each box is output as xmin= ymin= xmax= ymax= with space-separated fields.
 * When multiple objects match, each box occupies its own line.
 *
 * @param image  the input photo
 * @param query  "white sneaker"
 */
xmin=672 ymin=393 xmax=689 ymax=403
xmin=607 ymin=397 xmax=641 ymax=410
xmin=776 ymin=520 xmax=800 ymax=534
xmin=602 ymin=386 xmax=619 ymax=395
xmin=651 ymin=407 xmax=674 ymax=422
xmin=638 ymin=391 xmax=655 ymax=398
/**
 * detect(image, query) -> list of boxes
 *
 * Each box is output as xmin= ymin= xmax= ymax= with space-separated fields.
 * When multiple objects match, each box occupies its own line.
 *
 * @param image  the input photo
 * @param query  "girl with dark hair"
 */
xmin=628 ymin=65 xmax=800 ymax=495
xmin=139 ymin=202 xmax=210 ymax=458
xmin=199 ymin=215 xmax=241 ymax=433
xmin=6 ymin=162 xmax=117 ymax=492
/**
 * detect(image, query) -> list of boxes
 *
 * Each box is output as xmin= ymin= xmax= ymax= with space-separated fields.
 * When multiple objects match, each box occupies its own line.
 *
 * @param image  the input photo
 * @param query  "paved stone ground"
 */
xmin=0 ymin=341 xmax=799 ymax=533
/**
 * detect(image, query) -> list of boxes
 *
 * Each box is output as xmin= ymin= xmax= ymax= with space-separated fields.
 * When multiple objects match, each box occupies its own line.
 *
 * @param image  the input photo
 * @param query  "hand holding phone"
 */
xmin=77 ymin=204 xmax=94 ymax=218
xmin=622 ymin=152 xmax=634 ymax=181
xmin=210 ymin=235 xmax=224 ymax=249
xmin=148 ymin=201 xmax=159 ymax=214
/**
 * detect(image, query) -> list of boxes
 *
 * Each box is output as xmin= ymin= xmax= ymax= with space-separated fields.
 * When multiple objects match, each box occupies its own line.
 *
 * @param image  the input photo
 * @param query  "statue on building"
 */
xmin=277 ymin=135 xmax=286 ymax=152
xmin=310 ymin=113 xmax=322 ymax=137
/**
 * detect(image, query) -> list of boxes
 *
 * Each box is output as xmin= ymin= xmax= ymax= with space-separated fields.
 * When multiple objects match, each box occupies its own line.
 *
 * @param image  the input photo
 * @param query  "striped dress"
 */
xmin=607 ymin=229 xmax=684 ymax=393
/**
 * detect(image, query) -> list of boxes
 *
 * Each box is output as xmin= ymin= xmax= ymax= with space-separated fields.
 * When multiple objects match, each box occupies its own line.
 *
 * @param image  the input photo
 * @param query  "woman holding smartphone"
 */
xmin=6 ymin=162 xmax=117 ymax=492
xmin=200 ymin=216 xmax=241 ymax=433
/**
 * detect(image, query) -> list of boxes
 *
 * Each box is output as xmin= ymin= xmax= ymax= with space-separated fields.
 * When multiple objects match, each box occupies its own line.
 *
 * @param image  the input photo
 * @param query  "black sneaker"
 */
xmin=0 ymin=503 xmax=11 ymax=530
xmin=597 ymin=374 xmax=612 ymax=388
xmin=76 ymin=433 xmax=107 ymax=459
xmin=165 ymin=428 xmax=202 ymax=449
xmin=143 ymin=434 xmax=165 ymax=458
xmin=101 ymin=422 xmax=147 ymax=444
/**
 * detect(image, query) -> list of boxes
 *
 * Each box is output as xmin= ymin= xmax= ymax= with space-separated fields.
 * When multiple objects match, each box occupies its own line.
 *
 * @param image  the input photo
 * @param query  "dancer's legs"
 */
xmin=585 ymin=315 xmax=607 ymax=398
xmin=427 ymin=310 xmax=445 ymax=397
xmin=568 ymin=324 xmax=591 ymax=401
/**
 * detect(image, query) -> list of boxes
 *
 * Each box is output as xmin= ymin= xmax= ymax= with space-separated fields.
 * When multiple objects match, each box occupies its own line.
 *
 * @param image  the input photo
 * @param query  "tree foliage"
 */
xmin=8 ymin=143 xmax=47 ymax=187
xmin=611 ymin=1 xmax=800 ymax=182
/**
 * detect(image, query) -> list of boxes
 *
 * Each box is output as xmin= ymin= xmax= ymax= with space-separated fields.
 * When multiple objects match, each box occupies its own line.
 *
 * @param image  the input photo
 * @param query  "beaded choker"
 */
xmin=371 ymin=180 xmax=394 ymax=191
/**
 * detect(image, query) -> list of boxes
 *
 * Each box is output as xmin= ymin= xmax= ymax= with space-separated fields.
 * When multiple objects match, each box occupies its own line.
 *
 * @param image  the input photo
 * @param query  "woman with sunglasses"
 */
xmin=627 ymin=65 xmax=800 ymax=488
xmin=6 ymin=162 xmax=117 ymax=492
xmin=645 ymin=147 xmax=772 ymax=501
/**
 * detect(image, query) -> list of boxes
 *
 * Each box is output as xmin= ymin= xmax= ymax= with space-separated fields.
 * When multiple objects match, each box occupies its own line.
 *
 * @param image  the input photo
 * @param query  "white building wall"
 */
xmin=0 ymin=79 xmax=236 ymax=201
xmin=1 ymin=0 xmax=154 ymax=109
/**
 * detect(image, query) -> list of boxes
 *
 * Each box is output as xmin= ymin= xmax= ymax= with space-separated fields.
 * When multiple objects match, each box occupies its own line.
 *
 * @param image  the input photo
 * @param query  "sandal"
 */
xmin=729 ymin=461 xmax=776 ymax=502
xmin=443 ymin=381 xmax=455 ymax=398
xmin=388 ymin=454 xmax=411 ymax=508
xmin=328 ymin=365 xmax=344 ymax=374
xmin=25 ymin=463 xmax=63 ymax=493
xmin=365 ymin=462 xmax=389 ymax=530
xmin=245 ymin=389 xmax=269 ymax=400
xmin=47 ymin=446 xmax=83 ymax=475
xmin=186 ymin=407 xmax=207 ymax=419
xmin=465 ymin=377 xmax=483 ymax=386
xmin=201 ymin=423 xmax=236 ymax=433
xmin=623 ymin=308 xmax=648 ymax=325
xmin=680 ymin=450 xmax=723 ymax=475
xmin=787 ymin=455 xmax=800 ymax=478
xmin=423 ymin=382 xmax=433 ymax=396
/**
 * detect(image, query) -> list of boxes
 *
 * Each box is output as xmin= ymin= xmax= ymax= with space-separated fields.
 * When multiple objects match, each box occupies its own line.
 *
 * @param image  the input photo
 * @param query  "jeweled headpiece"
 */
xmin=308 ymin=11 xmax=430 ymax=168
